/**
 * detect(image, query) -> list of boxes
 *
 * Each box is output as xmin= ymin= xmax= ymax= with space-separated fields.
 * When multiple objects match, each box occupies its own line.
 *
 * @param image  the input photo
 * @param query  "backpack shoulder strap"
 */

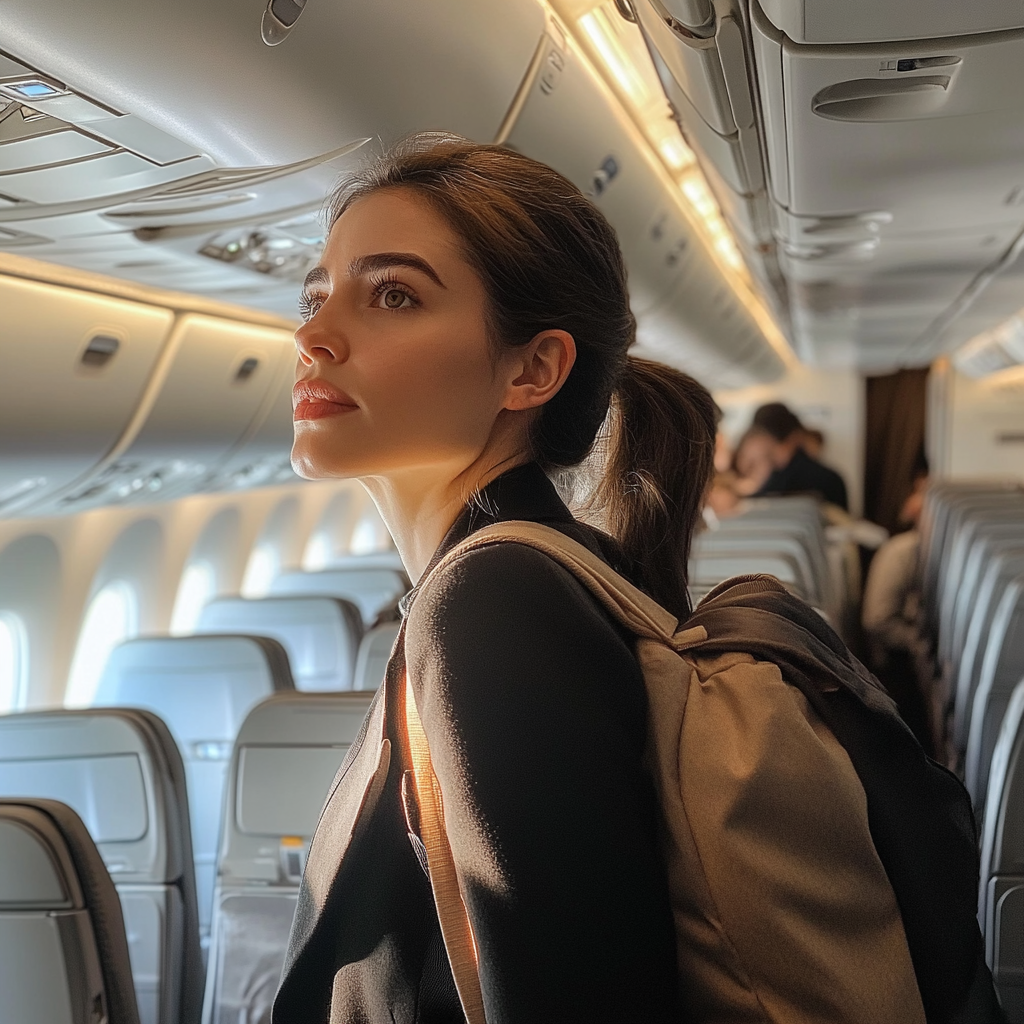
xmin=403 ymin=520 xmax=705 ymax=1023
xmin=429 ymin=520 xmax=707 ymax=651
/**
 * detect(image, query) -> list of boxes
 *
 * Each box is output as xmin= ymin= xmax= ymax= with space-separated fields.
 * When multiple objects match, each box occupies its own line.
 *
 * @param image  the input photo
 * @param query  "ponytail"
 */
xmin=589 ymin=356 xmax=717 ymax=620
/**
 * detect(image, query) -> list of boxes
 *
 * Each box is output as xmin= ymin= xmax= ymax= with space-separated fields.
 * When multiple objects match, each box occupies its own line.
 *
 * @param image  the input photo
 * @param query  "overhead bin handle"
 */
xmin=812 ymin=76 xmax=953 ymax=122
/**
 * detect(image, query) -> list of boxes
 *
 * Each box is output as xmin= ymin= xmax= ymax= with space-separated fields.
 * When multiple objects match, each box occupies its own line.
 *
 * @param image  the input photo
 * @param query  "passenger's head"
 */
xmin=291 ymin=133 xmax=716 ymax=617
xmin=752 ymin=402 xmax=803 ymax=443
xmin=801 ymin=427 xmax=825 ymax=460
xmin=732 ymin=427 xmax=776 ymax=489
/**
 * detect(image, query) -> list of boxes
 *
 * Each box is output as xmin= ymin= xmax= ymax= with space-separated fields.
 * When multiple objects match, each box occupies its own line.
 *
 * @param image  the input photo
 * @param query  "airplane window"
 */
xmin=242 ymin=543 xmax=278 ymax=598
xmin=0 ymin=613 xmax=27 ymax=713
xmin=65 ymin=582 xmax=138 ymax=707
xmin=303 ymin=531 xmax=332 ymax=572
xmin=350 ymin=510 xmax=392 ymax=555
xmin=170 ymin=560 xmax=216 ymax=635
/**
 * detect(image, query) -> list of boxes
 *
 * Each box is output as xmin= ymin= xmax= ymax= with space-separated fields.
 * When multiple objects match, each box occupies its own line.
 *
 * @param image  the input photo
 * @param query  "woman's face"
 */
xmin=291 ymin=188 xmax=516 ymax=482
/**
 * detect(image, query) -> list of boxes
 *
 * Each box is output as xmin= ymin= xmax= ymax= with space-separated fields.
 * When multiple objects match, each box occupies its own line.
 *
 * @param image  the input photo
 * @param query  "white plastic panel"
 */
xmin=633 ymin=0 xmax=735 ymax=134
xmin=55 ymin=313 xmax=294 ymax=509
xmin=776 ymin=29 xmax=1024 ymax=235
xmin=0 ymin=274 xmax=173 ymax=513
xmin=0 ymin=0 xmax=545 ymax=168
xmin=758 ymin=0 xmax=1024 ymax=45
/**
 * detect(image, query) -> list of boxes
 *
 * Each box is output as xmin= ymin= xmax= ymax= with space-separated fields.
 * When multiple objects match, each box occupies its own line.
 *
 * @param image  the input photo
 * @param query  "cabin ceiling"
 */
xmin=0 ymin=0 xmax=1023 ymax=380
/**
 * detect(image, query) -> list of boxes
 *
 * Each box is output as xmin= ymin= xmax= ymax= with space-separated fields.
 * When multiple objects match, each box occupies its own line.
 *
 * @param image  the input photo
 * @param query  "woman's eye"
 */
xmin=299 ymin=293 xmax=325 ymax=321
xmin=378 ymin=287 xmax=413 ymax=310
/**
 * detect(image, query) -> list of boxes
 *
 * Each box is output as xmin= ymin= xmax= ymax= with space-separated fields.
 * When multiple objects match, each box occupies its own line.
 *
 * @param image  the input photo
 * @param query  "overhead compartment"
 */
xmin=0 ymin=273 xmax=173 ymax=514
xmin=48 ymin=313 xmax=295 ymax=512
xmin=751 ymin=3 xmax=1024 ymax=364
xmin=757 ymin=0 xmax=1024 ymax=45
xmin=201 ymin=349 xmax=302 ymax=494
xmin=502 ymin=28 xmax=783 ymax=385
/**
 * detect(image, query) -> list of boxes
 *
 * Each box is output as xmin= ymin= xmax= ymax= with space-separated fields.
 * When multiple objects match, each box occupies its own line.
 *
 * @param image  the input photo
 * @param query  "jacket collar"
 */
xmin=399 ymin=462 xmax=577 ymax=616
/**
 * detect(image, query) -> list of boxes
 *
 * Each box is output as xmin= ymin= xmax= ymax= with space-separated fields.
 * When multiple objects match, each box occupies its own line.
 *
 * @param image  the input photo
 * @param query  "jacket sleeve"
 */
xmin=405 ymin=543 xmax=680 ymax=1024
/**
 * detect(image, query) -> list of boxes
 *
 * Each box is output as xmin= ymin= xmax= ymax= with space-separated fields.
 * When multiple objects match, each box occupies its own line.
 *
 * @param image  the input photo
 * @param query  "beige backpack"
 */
xmin=403 ymin=520 xmax=926 ymax=1024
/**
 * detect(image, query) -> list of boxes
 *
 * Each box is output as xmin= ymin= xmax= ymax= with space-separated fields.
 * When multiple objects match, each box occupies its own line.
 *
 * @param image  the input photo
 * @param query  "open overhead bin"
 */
xmin=0 ymin=271 xmax=173 ymax=515
xmin=502 ymin=26 xmax=783 ymax=386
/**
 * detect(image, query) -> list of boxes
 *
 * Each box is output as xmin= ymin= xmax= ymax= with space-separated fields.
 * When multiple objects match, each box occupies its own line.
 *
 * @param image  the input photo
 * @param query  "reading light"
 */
xmin=0 ymin=77 xmax=68 ymax=101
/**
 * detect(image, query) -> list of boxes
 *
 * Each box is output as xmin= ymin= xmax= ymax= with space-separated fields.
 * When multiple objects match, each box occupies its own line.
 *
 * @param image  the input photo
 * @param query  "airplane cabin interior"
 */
xmin=0 ymin=0 xmax=1023 ymax=1021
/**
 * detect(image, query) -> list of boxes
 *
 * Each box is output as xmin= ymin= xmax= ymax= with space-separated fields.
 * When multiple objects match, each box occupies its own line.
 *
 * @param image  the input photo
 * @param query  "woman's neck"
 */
xmin=360 ymin=454 xmax=527 ymax=582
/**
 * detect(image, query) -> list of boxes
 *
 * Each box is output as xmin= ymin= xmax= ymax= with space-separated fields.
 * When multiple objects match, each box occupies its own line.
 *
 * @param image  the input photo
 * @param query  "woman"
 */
xmin=273 ymin=133 xmax=717 ymax=1024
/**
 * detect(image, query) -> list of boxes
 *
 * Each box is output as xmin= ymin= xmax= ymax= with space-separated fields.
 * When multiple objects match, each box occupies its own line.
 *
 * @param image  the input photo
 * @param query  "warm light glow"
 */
xmin=303 ymin=531 xmax=333 ymax=572
xmin=350 ymin=510 xmax=393 ymax=555
xmin=0 ymin=614 xmax=26 ymax=713
xmin=658 ymin=134 xmax=697 ymax=172
xmin=242 ymin=545 xmax=278 ymax=598
xmin=578 ymin=8 xmax=652 ymax=108
xmin=66 ymin=583 xmax=137 ymax=707
xmin=170 ymin=561 xmax=216 ymax=635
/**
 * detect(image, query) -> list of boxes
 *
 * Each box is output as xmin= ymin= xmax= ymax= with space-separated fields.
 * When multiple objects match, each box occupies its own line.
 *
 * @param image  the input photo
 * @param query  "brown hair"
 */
xmin=328 ymin=134 xmax=717 ymax=619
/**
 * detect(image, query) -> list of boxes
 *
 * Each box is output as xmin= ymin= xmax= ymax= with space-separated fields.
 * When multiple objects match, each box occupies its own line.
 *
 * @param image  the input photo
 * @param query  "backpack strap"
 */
xmin=403 ymin=669 xmax=488 ymax=1024
xmin=402 ymin=520 xmax=705 ymax=1024
xmin=427 ymin=520 xmax=708 ymax=651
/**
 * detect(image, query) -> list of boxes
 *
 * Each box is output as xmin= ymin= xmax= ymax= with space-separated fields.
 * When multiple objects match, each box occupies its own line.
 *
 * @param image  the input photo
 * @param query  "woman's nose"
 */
xmin=294 ymin=314 xmax=348 ymax=367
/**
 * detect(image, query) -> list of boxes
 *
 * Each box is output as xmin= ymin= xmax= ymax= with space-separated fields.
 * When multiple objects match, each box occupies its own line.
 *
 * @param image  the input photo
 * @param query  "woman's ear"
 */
xmin=503 ymin=329 xmax=576 ymax=412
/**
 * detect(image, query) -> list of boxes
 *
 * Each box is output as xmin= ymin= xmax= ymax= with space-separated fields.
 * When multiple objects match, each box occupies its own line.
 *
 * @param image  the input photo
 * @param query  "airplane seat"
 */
xmin=0 ymin=797 xmax=140 ymax=1024
xmin=0 ymin=708 xmax=202 ymax=1024
xmin=980 ymin=678 xmax=1024 ymax=1023
xmin=688 ymin=551 xmax=808 ymax=602
xmin=270 ymin=567 xmax=409 ymax=627
xmin=203 ymin=691 xmax=375 ymax=1024
xmin=353 ymin=621 xmax=400 ymax=691
xmin=92 ymin=635 xmax=295 ymax=957
xmin=195 ymin=596 xmax=364 ymax=692
xmin=965 ymin=577 xmax=1024 ymax=812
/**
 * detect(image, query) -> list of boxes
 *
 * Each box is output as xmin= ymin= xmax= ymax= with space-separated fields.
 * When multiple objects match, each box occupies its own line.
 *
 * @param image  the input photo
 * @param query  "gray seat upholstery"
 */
xmin=689 ymin=550 xmax=807 ymax=601
xmin=966 ymin=576 xmax=1024 ymax=810
xmin=203 ymin=691 xmax=375 ymax=1024
xmin=0 ymin=798 xmax=140 ymax=1024
xmin=980 ymin=679 xmax=1024 ymax=1022
xmin=0 ymin=709 xmax=202 ymax=1024
xmin=196 ymin=596 xmax=363 ymax=692
xmin=693 ymin=533 xmax=819 ymax=604
xmin=353 ymin=622 xmax=400 ymax=691
xmin=93 ymin=635 xmax=294 ymax=954
xmin=270 ymin=567 xmax=408 ymax=626
xmin=954 ymin=550 xmax=1024 ymax=750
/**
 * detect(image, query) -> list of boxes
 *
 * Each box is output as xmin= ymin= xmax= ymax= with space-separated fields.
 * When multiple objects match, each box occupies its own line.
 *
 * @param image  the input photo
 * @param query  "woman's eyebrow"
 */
xmin=301 ymin=266 xmax=330 ymax=293
xmin=349 ymin=252 xmax=447 ymax=289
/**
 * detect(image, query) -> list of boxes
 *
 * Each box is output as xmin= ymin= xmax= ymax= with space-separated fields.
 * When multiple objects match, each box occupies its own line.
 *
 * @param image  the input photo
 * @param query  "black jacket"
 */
xmin=273 ymin=463 xmax=680 ymax=1024
xmin=756 ymin=447 xmax=849 ymax=510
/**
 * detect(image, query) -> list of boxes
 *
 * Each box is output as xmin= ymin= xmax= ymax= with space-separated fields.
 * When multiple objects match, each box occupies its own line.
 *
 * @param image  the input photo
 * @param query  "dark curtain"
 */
xmin=864 ymin=368 xmax=929 ymax=533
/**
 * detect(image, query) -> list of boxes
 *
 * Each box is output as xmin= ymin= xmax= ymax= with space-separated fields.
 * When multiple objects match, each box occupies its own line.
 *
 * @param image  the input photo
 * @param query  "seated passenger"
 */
xmin=751 ymin=402 xmax=849 ymax=510
xmin=730 ymin=425 xmax=776 ymax=495
xmin=862 ymin=473 xmax=932 ymax=751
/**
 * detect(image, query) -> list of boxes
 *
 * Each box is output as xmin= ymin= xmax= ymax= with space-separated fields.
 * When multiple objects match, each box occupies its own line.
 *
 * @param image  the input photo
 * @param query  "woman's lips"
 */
xmin=293 ymin=379 xmax=358 ymax=421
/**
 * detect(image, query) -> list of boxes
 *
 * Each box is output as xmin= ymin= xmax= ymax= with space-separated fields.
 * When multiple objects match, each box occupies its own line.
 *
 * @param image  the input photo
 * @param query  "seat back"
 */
xmin=950 ymin=530 xmax=1024 ymax=674
xmin=203 ymin=691 xmax=375 ymax=1024
xmin=954 ymin=550 xmax=1024 ymax=750
xmin=966 ymin=576 xmax=1024 ymax=809
xmin=0 ymin=798 xmax=140 ymax=1024
xmin=353 ymin=621 xmax=400 ymax=691
xmin=980 ymin=678 xmax=1024 ymax=1022
xmin=0 ymin=709 xmax=202 ymax=1024
xmin=93 ymin=635 xmax=294 ymax=951
xmin=270 ymin=567 xmax=407 ymax=626
xmin=689 ymin=551 xmax=807 ymax=601
xmin=196 ymin=596 xmax=363 ymax=692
